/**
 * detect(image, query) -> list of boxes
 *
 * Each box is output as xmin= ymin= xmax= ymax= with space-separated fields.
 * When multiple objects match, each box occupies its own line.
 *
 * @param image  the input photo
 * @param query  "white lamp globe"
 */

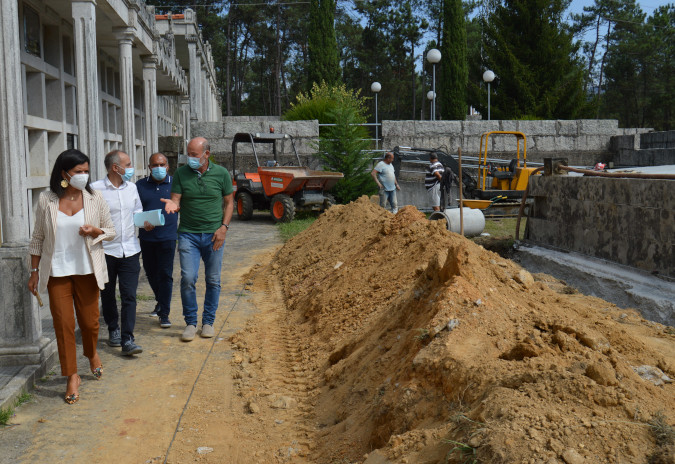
xmin=427 ymin=90 xmax=436 ymax=101
xmin=371 ymin=82 xmax=381 ymax=93
xmin=427 ymin=49 xmax=441 ymax=64
xmin=483 ymin=70 xmax=495 ymax=83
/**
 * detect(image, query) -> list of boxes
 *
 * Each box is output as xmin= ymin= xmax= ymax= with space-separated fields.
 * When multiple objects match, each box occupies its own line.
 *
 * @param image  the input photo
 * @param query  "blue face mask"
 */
xmin=115 ymin=164 xmax=134 ymax=182
xmin=187 ymin=156 xmax=203 ymax=170
xmin=151 ymin=166 xmax=167 ymax=181
xmin=121 ymin=167 xmax=135 ymax=182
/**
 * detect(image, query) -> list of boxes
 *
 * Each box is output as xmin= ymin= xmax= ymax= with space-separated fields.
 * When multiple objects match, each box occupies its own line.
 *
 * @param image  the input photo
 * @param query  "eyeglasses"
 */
xmin=196 ymin=174 xmax=206 ymax=194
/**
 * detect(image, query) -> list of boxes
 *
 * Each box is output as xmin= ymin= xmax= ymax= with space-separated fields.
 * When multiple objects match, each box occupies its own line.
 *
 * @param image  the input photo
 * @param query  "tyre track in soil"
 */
xmin=0 ymin=215 xmax=315 ymax=464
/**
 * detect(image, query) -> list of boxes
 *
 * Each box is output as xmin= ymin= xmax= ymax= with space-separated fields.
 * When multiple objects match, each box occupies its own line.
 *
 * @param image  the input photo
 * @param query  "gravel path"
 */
xmin=0 ymin=214 xmax=283 ymax=464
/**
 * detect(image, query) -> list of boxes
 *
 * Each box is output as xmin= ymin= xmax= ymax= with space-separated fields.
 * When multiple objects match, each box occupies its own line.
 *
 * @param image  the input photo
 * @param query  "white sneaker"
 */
xmin=392 ymin=209 xmax=399 ymax=214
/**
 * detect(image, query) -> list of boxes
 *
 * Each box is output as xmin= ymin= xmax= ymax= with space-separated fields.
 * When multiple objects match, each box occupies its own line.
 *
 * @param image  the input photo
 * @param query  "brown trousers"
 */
xmin=47 ymin=274 xmax=100 ymax=376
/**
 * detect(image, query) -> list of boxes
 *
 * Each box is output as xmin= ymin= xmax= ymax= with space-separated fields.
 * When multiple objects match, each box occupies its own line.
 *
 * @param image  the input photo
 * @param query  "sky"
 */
xmin=567 ymin=0 xmax=672 ymax=16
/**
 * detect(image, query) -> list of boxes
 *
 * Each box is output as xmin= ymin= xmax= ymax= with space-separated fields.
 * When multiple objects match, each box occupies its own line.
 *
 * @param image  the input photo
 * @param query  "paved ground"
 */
xmin=0 ymin=214 xmax=282 ymax=464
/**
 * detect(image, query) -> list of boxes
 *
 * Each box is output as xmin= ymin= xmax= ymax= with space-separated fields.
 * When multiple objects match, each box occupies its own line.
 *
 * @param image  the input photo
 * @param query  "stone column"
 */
xmin=142 ymin=55 xmax=159 ymax=157
xmin=181 ymin=95 xmax=191 ymax=142
xmin=203 ymin=70 xmax=209 ymax=121
xmin=186 ymin=36 xmax=201 ymax=121
xmin=115 ymin=28 xmax=136 ymax=161
xmin=72 ymin=1 xmax=102 ymax=178
xmin=0 ymin=0 xmax=48 ymax=365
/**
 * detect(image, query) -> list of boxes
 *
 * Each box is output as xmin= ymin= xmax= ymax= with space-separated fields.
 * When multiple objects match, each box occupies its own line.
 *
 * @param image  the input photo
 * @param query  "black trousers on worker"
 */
xmin=140 ymin=239 xmax=176 ymax=318
xmin=101 ymin=252 xmax=140 ymax=344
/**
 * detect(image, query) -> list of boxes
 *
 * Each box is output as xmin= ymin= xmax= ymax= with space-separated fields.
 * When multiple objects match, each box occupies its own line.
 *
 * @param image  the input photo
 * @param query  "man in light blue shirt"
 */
xmin=371 ymin=152 xmax=400 ymax=214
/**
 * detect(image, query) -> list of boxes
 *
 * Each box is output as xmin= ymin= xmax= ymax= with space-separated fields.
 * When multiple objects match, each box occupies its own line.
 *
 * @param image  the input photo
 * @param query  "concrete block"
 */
xmin=278 ymin=120 xmax=318 ymax=138
xmin=291 ymin=138 xmax=319 ymax=156
xmin=190 ymin=121 xmax=223 ymax=139
xmin=499 ymin=120 xmax=519 ymax=132
xmin=578 ymin=119 xmax=619 ymax=135
xmin=518 ymin=120 xmax=557 ymax=136
xmin=580 ymin=135 xmax=611 ymax=151
xmin=223 ymin=121 xmax=266 ymax=137
xmin=209 ymin=137 xmax=231 ymax=155
xmin=533 ymin=136 xmax=557 ymax=152
xmin=462 ymin=136 xmax=482 ymax=153
xmin=382 ymin=120 xmax=409 ymax=137
xmin=556 ymin=120 xmax=579 ymax=136
xmin=554 ymin=136 xmax=576 ymax=151
xmin=609 ymin=135 xmax=635 ymax=152
xmin=462 ymin=120 xmax=499 ymax=135
xmin=415 ymin=121 xmax=461 ymax=136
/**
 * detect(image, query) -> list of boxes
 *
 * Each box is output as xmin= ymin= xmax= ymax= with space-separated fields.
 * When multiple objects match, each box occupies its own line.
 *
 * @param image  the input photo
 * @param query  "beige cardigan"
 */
xmin=29 ymin=190 xmax=116 ymax=292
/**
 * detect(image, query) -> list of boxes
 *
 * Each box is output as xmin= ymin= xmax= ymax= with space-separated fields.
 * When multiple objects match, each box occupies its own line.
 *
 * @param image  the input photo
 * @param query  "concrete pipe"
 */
xmin=429 ymin=207 xmax=485 ymax=237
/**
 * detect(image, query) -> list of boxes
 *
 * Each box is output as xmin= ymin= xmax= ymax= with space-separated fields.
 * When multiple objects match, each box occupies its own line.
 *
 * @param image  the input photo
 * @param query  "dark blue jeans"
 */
xmin=140 ymin=239 xmax=176 ymax=318
xmin=101 ymin=252 xmax=140 ymax=343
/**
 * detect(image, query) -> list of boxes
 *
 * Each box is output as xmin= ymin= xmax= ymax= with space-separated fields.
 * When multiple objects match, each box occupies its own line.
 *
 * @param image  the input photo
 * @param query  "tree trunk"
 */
xmin=275 ymin=3 xmax=283 ymax=116
xmin=226 ymin=2 xmax=233 ymax=116
xmin=596 ymin=21 xmax=612 ymax=118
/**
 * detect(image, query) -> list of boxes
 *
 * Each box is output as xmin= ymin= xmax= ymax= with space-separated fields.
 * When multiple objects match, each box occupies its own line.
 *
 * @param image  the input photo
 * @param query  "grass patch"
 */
xmin=38 ymin=369 xmax=56 ymax=383
xmin=471 ymin=217 xmax=526 ymax=258
xmin=15 ymin=391 xmax=32 ymax=406
xmin=0 ymin=406 xmax=13 ymax=426
xmin=649 ymin=411 xmax=674 ymax=447
xmin=443 ymin=439 xmax=477 ymax=464
xmin=135 ymin=294 xmax=154 ymax=302
xmin=481 ymin=217 xmax=523 ymax=237
xmin=277 ymin=212 xmax=317 ymax=242
xmin=0 ymin=389 xmax=32 ymax=426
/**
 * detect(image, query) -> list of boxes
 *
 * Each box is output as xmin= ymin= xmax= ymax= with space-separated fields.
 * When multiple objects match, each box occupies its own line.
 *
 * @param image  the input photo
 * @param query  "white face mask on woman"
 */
xmin=66 ymin=172 xmax=89 ymax=191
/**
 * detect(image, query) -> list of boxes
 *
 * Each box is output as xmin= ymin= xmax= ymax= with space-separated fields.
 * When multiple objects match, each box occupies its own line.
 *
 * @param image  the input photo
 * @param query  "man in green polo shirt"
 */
xmin=161 ymin=137 xmax=234 ymax=341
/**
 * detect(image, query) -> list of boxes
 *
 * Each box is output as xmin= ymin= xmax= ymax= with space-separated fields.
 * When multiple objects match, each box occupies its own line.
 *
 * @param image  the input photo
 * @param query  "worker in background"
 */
xmin=425 ymin=153 xmax=445 ymax=211
xmin=136 ymin=152 xmax=178 ymax=329
xmin=161 ymin=137 xmax=234 ymax=342
xmin=371 ymin=151 xmax=400 ymax=214
xmin=91 ymin=150 xmax=144 ymax=356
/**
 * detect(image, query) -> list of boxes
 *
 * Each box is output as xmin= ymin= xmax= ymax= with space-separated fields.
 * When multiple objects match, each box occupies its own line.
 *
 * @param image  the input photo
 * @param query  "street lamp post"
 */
xmin=371 ymin=81 xmax=381 ymax=150
xmin=426 ymin=91 xmax=436 ymax=120
xmin=426 ymin=48 xmax=441 ymax=121
xmin=482 ymin=70 xmax=495 ymax=121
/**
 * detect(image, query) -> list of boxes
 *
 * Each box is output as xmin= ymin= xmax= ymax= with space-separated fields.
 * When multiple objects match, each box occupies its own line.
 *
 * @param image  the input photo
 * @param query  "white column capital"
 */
xmin=142 ymin=54 xmax=158 ymax=69
xmin=113 ymin=27 xmax=135 ymax=44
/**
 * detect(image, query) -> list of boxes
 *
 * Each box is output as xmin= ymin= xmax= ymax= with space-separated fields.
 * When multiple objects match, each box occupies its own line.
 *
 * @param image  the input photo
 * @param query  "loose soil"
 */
xmin=233 ymin=197 xmax=675 ymax=463
xmin=2 ymin=200 xmax=673 ymax=464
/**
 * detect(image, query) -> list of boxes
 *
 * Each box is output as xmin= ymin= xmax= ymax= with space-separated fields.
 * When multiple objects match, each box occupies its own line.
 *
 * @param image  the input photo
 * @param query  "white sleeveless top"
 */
xmin=51 ymin=210 xmax=93 ymax=277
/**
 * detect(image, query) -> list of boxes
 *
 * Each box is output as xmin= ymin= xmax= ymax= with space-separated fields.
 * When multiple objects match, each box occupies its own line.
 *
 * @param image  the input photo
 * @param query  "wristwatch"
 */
xmin=222 ymin=223 xmax=229 ymax=230
xmin=30 ymin=268 xmax=39 ymax=273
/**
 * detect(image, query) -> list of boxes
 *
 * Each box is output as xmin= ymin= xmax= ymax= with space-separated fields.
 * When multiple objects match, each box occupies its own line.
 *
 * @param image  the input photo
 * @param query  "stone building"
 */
xmin=0 ymin=0 xmax=219 ymax=367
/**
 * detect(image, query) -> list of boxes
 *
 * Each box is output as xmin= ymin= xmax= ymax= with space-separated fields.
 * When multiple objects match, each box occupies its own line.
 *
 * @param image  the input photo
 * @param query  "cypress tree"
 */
xmin=440 ymin=0 xmax=468 ymax=120
xmin=307 ymin=0 xmax=341 ymax=90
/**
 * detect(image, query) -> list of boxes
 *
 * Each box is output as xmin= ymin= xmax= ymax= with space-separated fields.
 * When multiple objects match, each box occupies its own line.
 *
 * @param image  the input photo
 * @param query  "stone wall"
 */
xmin=525 ymin=176 xmax=674 ymax=278
xmin=382 ymin=120 xmax=650 ymax=166
xmin=190 ymin=119 xmax=319 ymax=172
xmin=610 ymin=131 xmax=675 ymax=166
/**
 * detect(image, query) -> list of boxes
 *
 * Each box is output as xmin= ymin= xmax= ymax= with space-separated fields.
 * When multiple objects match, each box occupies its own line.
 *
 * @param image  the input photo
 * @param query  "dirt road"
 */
xmin=0 ymin=216 xmax=303 ymax=464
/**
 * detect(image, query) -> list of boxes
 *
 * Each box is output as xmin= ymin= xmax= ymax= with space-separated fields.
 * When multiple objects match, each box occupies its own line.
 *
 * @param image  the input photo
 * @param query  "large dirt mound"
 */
xmin=256 ymin=197 xmax=675 ymax=463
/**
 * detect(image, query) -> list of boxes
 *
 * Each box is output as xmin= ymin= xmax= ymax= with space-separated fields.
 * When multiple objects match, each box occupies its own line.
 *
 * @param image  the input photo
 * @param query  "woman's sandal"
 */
xmin=64 ymin=375 xmax=81 ymax=404
xmin=91 ymin=365 xmax=103 ymax=380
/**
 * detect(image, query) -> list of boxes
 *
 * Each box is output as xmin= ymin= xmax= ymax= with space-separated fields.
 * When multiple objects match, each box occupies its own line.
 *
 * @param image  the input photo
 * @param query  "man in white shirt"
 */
xmin=91 ymin=150 xmax=144 ymax=356
xmin=371 ymin=152 xmax=400 ymax=214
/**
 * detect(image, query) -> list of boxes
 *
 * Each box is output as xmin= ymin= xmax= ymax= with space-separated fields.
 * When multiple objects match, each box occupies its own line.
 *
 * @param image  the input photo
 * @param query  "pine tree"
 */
xmin=439 ymin=0 xmax=468 ymax=120
xmin=482 ymin=0 xmax=587 ymax=119
xmin=307 ymin=0 xmax=341 ymax=90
